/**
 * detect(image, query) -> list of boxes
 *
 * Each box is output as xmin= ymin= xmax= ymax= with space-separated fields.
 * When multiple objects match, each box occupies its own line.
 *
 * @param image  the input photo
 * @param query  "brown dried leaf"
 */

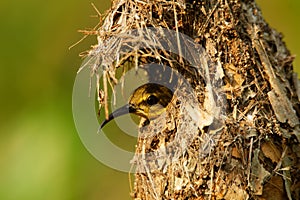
xmin=261 ymin=141 xmax=281 ymax=163
xmin=231 ymin=147 xmax=242 ymax=159
xmin=224 ymin=183 xmax=249 ymax=200
xmin=224 ymin=63 xmax=244 ymax=88
xmin=259 ymin=176 xmax=285 ymax=200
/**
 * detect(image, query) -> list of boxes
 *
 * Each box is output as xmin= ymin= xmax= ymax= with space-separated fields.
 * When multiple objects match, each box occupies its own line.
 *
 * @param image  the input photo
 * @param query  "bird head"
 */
xmin=100 ymin=83 xmax=173 ymax=128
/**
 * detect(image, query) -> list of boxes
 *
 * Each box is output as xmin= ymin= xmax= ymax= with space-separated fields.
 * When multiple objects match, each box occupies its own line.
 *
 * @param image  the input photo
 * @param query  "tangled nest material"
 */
xmin=80 ymin=0 xmax=300 ymax=199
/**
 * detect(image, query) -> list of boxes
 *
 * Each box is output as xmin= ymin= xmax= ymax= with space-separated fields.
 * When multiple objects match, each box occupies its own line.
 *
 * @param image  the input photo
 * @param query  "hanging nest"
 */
xmin=80 ymin=0 xmax=300 ymax=199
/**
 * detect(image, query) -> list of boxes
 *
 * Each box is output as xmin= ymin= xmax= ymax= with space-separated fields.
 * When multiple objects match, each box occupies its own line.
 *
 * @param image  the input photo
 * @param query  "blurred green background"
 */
xmin=0 ymin=1 xmax=299 ymax=199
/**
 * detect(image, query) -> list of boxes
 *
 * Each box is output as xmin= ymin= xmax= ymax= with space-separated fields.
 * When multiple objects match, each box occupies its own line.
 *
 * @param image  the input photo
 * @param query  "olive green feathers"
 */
xmin=100 ymin=83 xmax=173 ymax=128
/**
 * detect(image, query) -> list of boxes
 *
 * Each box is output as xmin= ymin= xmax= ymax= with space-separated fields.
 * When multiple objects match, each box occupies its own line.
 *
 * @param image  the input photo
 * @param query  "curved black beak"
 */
xmin=99 ymin=104 xmax=136 ymax=129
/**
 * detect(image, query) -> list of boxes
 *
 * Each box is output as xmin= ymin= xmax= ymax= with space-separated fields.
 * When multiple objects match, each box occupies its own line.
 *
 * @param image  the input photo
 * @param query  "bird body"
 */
xmin=100 ymin=83 xmax=173 ymax=128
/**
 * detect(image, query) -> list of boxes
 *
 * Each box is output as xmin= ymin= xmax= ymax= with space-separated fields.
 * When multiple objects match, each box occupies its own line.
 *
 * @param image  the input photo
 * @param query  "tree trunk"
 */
xmin=88 ymin=0 xmax=300 ymax=199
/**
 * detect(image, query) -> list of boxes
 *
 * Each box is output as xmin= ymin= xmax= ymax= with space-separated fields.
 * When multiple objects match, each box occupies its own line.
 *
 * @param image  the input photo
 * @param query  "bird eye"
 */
xmin=146 ymin=95 xmax=158 ymax=105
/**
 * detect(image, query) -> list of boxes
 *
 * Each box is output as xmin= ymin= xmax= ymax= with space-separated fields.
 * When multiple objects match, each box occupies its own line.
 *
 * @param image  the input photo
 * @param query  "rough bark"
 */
xmin=86 ymin=0 xmax=300 ymax=199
